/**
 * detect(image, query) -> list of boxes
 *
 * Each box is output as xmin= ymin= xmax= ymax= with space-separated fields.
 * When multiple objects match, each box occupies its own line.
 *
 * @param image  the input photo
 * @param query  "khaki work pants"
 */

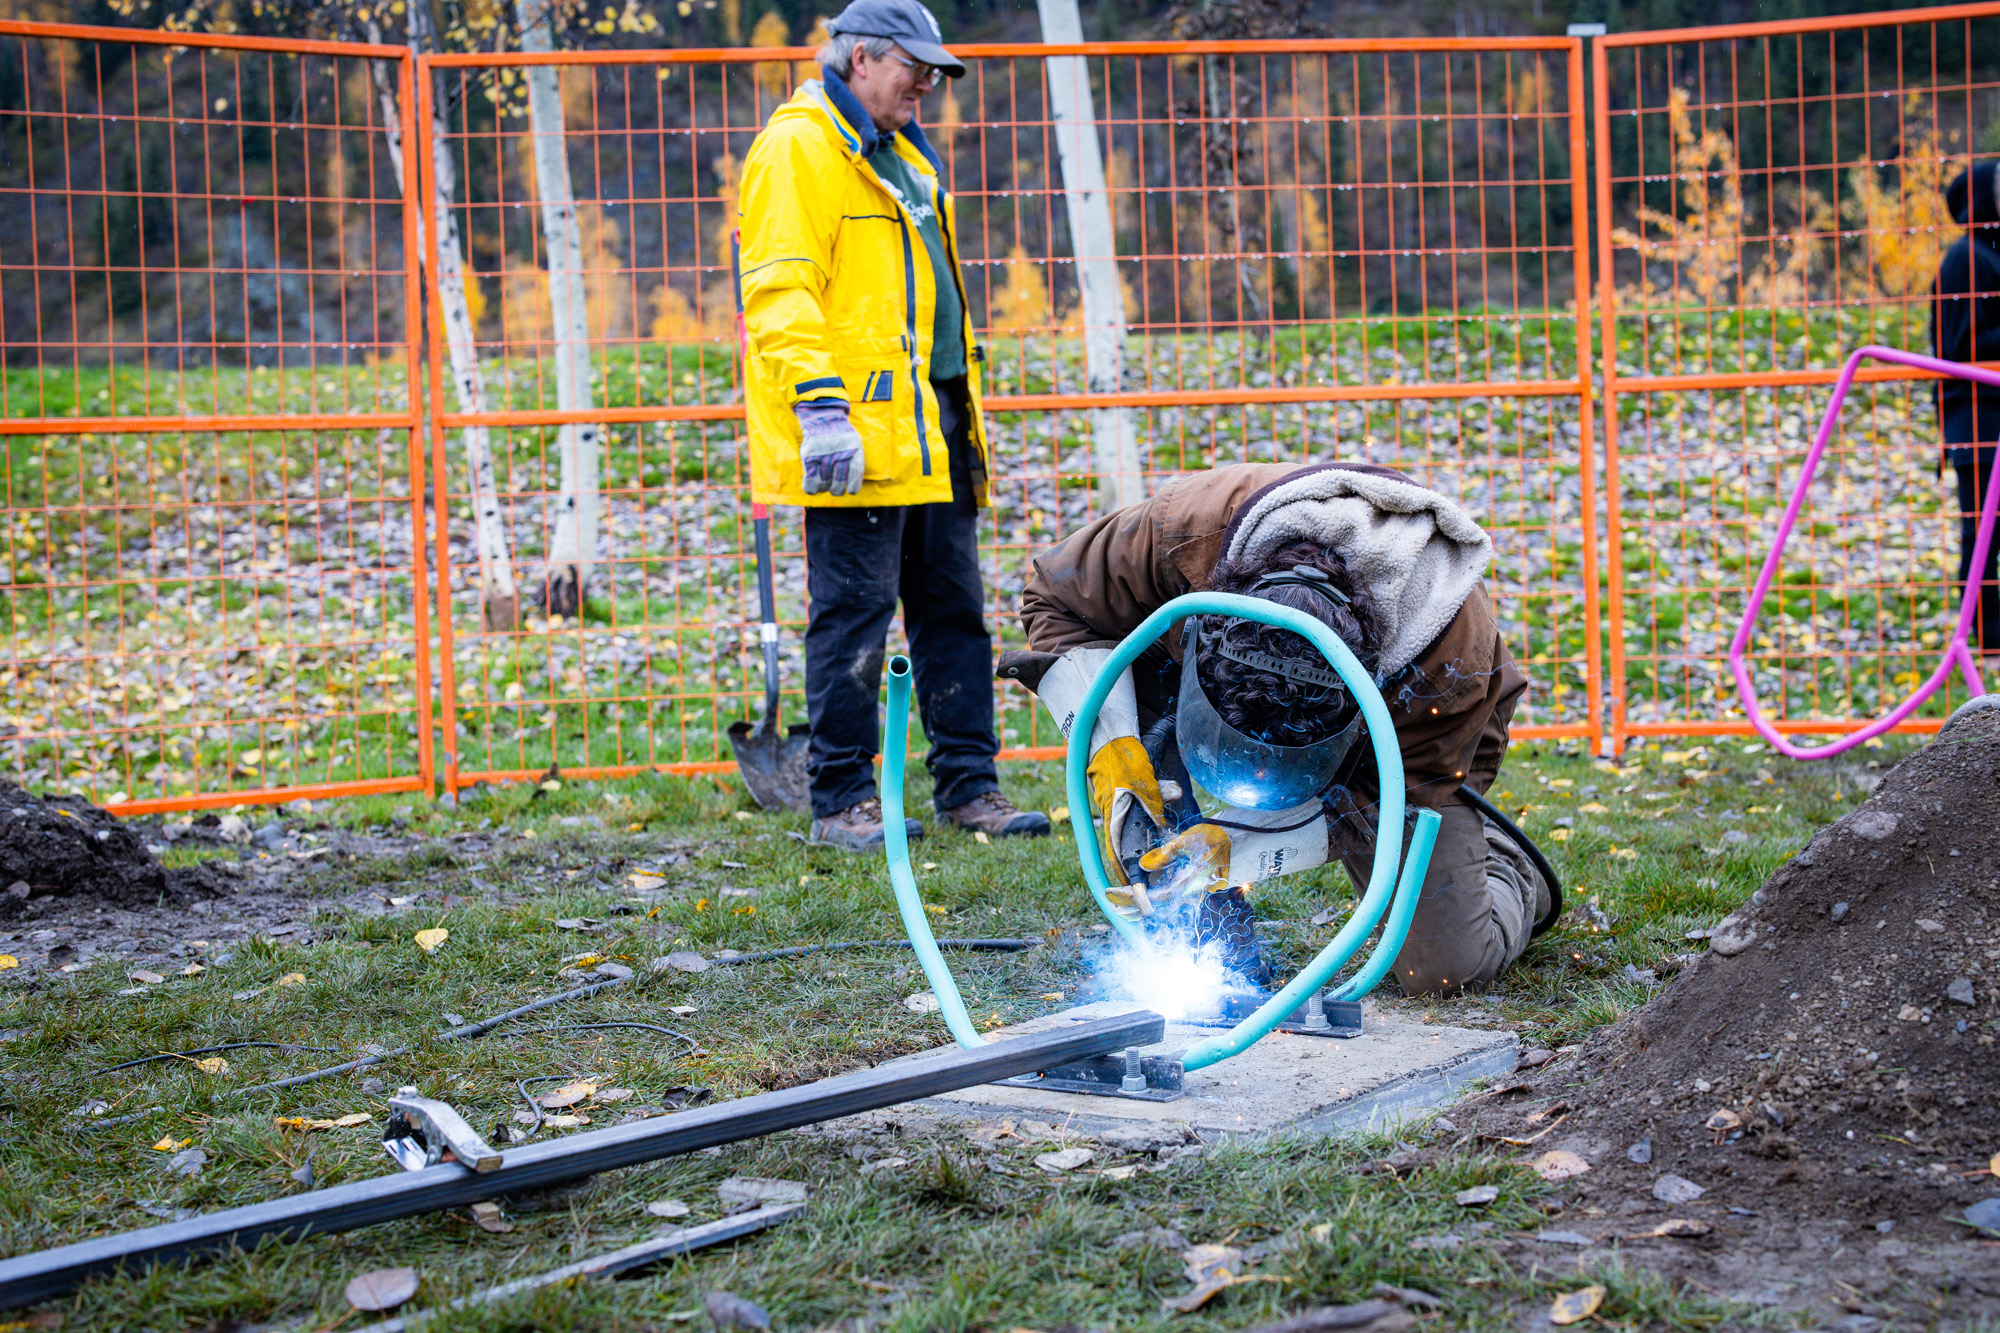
xmin=1338 ymin=676 xmax=1542 ymax=998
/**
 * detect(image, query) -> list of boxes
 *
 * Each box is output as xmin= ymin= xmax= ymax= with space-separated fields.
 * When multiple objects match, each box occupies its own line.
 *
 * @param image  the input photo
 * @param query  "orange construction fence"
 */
xmin=0 ymin=21 xmax=434 ymax=815
xmin=4 ymin=5 xmax=1996 ymax=812
xmin=418 ymin=36 xmax=1599 ymax=792
xmin=1594 ymin=2 xmax=2000 ymax=751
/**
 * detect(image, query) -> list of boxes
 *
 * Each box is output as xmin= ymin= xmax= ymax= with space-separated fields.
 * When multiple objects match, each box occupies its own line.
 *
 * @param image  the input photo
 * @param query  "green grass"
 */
xmin=0 ymin=736 xmax=1896 ymax=1330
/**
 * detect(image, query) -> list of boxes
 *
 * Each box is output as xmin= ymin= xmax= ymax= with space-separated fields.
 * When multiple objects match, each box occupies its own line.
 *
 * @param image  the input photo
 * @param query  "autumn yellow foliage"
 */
xmin=1843 ymin=94 xmax=1965 ymax=297
xmin=1610 ymin=88 xmax=1744 ymax=303
xmin=1614 ymin=86 xmax=1967 ymax=307
xmin=750 ymin=12 xmax=791 ymax=97
xmin=990 ymin=245 xmax=1054 ymax=332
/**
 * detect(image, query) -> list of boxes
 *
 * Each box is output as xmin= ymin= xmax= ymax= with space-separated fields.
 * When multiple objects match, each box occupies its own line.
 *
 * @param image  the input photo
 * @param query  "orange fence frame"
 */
xmin=415 ymin=36 xmax=1601 ymax=789
xmin=0 ymin=20 xmax=434 ymax=813
xmin=27 ymin=4 xmax=1997 ymax=809
xmin=1592 ymin=2 xmax=2000 ymax=753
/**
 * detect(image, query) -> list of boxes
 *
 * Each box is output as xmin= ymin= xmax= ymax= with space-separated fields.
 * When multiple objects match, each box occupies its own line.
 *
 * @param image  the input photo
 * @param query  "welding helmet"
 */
xmin=1175 ymin=567 xmax=1365 ymax=812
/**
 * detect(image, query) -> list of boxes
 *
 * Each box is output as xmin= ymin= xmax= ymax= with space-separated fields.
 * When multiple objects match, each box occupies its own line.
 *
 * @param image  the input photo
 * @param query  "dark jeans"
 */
xmin=1955 ymin=455 xmax=2000 ymax=648
xmin=801 ymin=378 xmax=999 ymax=818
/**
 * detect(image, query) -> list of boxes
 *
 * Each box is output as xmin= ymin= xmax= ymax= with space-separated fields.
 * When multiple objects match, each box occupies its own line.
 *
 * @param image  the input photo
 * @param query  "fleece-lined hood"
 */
xmin=1947 ymin=163 xmax=2000 ymax=229
xmin=1222 ymin=466 xmax=1494 ymax=678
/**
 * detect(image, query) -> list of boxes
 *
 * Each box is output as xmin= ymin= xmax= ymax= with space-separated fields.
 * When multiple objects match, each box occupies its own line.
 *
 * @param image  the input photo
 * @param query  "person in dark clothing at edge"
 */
xmin=735 ymin=0 xmax=1050 ymax=852
xmin=997 ymin=462 xmax=1553 ymax=998
xmin=1932 ymin=161 xmax=2000 ymax=647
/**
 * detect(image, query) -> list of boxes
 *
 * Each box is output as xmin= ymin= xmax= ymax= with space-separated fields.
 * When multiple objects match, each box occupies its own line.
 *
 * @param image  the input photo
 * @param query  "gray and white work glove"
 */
xmin=796 ymin=399 xmax=865 ymax=497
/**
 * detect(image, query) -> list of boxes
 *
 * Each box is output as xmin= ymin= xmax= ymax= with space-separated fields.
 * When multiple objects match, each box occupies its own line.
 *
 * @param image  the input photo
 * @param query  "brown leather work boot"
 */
xmin=807 ymin=798 xmax=923 ymax=854
xmin=939 ymin=790 xmax=1051 ymax=839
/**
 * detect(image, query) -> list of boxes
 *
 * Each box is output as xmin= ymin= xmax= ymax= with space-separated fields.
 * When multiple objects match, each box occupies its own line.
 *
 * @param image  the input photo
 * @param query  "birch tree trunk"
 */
xmin=1036 ymin=0 xmax=1143 ymax=512
xmin=515 ymin=0 xmax=600 ymax=621
xmin=369 ymin=25 xmax=519 ymax=633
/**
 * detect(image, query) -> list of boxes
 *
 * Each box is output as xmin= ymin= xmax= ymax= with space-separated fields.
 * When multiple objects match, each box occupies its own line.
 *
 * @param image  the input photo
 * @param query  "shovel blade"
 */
xmin=727 ymin=719 xmax=812 ymax=814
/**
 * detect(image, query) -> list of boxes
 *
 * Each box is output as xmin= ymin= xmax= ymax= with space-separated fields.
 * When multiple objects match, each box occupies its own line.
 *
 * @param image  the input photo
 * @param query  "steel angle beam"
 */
xmin=353 ymin=1203 xmax=806 ymax=1333
xmin=0 ymin=1010 xmax=1163 ymax=1310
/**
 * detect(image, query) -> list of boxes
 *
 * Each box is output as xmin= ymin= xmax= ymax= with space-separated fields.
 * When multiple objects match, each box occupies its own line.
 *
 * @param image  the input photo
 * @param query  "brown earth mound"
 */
xmin=0 ymin=784 xmax=228 ymax=916
xmin=1471 ymin=707 xmax=2000 ymax=1232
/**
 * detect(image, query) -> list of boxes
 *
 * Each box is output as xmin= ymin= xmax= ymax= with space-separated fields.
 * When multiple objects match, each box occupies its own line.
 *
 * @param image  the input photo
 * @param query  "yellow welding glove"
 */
xmin=1137 ymin=822 xmax=1233 ymax=895
xmin=1139 ymin=803 xmax=1332 ymax=894
xmin=1088 ymin=734 xmax=1168 ymax=891
xmin=1003 ymin=644 xmax=1162 ymax=899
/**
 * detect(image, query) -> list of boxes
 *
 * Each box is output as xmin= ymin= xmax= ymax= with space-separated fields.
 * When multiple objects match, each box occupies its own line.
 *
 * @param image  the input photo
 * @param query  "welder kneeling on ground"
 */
xmin=1000 ymin=462 xmax=1558 ymax=998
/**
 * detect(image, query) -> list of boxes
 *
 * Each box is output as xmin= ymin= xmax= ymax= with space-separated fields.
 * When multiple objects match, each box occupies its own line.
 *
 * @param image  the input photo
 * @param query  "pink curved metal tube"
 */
xmin=1732 ymin=345 xmax=1999 ymax=759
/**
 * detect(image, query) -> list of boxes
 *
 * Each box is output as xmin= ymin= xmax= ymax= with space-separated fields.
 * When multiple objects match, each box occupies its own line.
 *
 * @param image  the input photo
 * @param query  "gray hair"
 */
xmin=817 ymin=32 xmax=897 ymax=80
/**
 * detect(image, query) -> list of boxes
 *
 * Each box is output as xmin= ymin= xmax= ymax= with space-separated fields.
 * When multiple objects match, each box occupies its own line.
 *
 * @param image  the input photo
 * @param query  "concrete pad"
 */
xmin=898 ymin=1000 xmax=1518 ymax=1140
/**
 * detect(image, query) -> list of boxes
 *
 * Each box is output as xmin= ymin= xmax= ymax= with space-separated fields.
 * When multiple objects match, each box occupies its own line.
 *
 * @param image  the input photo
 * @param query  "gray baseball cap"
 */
xmin=826 ymin=0 xmax=964 ymax=79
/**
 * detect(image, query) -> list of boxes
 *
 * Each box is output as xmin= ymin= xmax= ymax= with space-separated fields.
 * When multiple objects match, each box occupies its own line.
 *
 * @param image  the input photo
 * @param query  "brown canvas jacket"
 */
xmin=1019 ymin=462 xmax=1528 ymax=808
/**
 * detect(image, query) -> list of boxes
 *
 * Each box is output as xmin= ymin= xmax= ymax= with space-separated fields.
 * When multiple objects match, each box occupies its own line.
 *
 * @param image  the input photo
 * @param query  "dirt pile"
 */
xmin=0 ymin=784 xmax=229 ymax=915
xmin=1474 ymin=707 xmax=2000 ymax=1230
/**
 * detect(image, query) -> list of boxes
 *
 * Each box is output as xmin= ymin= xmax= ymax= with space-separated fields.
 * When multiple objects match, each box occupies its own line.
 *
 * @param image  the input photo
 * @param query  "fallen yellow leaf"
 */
xmin=192 ymin=1057 xmax=228 ymax=1075
xmin=278 ymin=973 xmax=306 ymax=987
xmin=538 ymin=1080 xmax=598 ymax=1109
xmin=1533 ymin=1150 xmax=1592 ymax=1182
xmin=414 ymin=928 xmax=449 ymax=953
xmin=1049 ymin=806 xmax=1069 ymax=823
xmin=275 ymin=1112 xmax=375 ymax=1132
xmin=151 ymin=1136 xmax=192 ymax=1152
xmin=0 ymin=956 xmax=15 ymax=971
xmin=1549 ymin=1284 xmax=1606 ymax=1325
xmin=180 ymin=963 xmax=206 ymax=976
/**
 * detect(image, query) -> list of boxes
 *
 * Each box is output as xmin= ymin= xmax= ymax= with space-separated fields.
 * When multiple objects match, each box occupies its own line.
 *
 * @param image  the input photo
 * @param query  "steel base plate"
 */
xmin=998 ymin=1051 xmax=1186 ymax=1102
xmin=1181 ymin=992 xmax=1364 ymax=1038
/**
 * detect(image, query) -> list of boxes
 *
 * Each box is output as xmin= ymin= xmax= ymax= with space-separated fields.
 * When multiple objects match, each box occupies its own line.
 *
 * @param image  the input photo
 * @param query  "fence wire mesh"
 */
xmin=420 ymin=38 xmax=1598 ymax=789
xmin=0 ymin=22 xmax=431 ymax=813
xmin=26 ymin=7 xmax=1999 ymax=810
xmin=1595 ymin=5 xmax=2000 ymax=747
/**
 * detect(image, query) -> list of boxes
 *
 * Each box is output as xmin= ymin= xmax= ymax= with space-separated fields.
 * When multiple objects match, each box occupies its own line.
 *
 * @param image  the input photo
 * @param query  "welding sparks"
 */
xmin=1095 ymin=932 xmax=1250 ymax=1022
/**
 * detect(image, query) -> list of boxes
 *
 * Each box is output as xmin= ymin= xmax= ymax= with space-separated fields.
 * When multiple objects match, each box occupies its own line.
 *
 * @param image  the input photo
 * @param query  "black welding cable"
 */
xmin=90 ymin=1042 xmax=339 ymax=1079
xmin=1457 ymin=787 xmax=1565 ymax=937
xmin=704 ymin=937 xmax=1036 ymax=966
xmin=229 ymin=973 xmax=637 ymax=1100
xmin=507 ymin=1021 xmax=697 ymax=1059
xmin=227 ymin=939 xmax=1032 ymax=1100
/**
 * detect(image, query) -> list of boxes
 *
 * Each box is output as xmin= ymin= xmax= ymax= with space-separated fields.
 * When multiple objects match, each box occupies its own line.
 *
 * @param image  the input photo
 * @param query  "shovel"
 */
xmin=727 ymin=505 xmax=812 ymax=813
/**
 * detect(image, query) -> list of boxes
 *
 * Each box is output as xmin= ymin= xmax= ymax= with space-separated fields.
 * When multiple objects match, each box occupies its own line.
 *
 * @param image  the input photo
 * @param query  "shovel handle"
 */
xmin=752 ymin=511 xmax=781 ymax=716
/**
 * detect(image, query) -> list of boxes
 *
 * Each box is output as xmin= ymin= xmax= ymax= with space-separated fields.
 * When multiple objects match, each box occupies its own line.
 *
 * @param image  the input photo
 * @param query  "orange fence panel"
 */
xmin=1594 ymin=4 xmax=2000 ymax=750
xmin=419 ymin=37 xmax=1599 ymax=792
xmin=0 ymin=21 xmax=432 ymax=814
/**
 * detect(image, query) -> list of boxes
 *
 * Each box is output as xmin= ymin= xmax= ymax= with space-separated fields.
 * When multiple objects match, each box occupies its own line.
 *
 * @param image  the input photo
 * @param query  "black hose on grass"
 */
xmin=227 ymin=973 xmax=637 ymax=1100
xmin=507 ymin=1022 xmax=697 ymax=1059
xmin=223 ymin=938 xmax=1036 ymax=1101
xmin=1458 ymin=787 xmax=1565 ymax=937
xmin=90 ymin=1042 xmax=339 ymax=1078
xmin=705 ymin=937 xmax=1036 ymax=967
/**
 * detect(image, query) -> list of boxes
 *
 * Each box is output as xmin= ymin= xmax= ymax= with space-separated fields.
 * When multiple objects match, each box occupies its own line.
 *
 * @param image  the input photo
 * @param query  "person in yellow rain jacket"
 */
xmin=736 ymin=0 xmax=1049 ymax=852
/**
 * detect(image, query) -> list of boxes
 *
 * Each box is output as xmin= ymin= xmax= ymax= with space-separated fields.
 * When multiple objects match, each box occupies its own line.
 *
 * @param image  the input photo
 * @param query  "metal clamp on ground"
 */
xmin=381 ymin=1088 xmax=504 ymax=1174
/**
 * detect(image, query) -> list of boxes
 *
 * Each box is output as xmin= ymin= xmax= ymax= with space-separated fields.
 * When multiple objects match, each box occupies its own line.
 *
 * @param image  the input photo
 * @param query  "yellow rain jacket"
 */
xmin=737 ymin=77 xmax=989 ymax=508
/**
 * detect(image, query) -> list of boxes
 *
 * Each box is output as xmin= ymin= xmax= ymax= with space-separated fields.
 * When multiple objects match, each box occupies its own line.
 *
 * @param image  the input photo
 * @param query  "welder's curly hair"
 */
xmin=1191 ymin=540 xmax=1383 ymax=745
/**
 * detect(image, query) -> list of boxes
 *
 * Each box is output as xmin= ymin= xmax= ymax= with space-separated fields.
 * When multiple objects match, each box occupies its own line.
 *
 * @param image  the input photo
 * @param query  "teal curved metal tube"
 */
xmin=881 ymin=655 xmax=988 ymax=1049
xmin=878 ymin=594 xmax=1439 ymax=1067
xmin=1057 ymin=593 xmax=1437 ymax=1070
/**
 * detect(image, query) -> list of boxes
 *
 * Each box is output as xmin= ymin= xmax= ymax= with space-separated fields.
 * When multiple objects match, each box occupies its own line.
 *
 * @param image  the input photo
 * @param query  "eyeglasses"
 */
xmin=883 ymin=51 xmax=941 ymax=88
